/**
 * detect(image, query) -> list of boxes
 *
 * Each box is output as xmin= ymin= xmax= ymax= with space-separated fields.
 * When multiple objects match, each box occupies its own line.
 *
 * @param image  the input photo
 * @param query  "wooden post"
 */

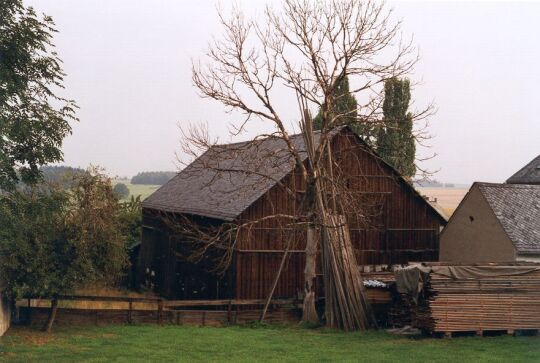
xmin=157 ymin=299 xmax=163 ymax=326
xmin=127 ymin=299 xmax=133 ymax=324
xmin=27 ymin=298 xmax=32 ymax=325
xmin=227 ymin=300 xmax=232 ymax=324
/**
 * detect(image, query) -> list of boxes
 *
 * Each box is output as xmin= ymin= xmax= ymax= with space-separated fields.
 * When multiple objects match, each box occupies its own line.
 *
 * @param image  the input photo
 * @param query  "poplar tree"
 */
xmin=376 ymin=78 xmax=416 ymax=179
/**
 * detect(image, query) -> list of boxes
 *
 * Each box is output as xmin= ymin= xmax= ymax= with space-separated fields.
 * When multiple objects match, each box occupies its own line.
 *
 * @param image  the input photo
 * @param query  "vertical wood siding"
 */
xmin=234 ymin=129 xmax=443 ymax=299
xmin=140 ymin=128 xmax=444 ymax=301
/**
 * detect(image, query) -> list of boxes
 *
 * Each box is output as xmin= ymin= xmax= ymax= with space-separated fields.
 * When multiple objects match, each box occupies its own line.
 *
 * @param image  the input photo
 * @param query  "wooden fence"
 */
xmin=20 ymin=295 xmax=300 ymax=327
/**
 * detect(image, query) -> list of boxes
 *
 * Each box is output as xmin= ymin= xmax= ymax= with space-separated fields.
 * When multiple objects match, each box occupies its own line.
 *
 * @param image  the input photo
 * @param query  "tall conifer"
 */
xmin=376 ymin=78 xmax=416 ymax=179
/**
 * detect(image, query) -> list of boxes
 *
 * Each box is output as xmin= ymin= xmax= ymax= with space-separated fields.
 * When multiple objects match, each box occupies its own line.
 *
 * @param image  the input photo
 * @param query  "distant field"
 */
xmin=113 ymin=180 xmax=160 ymax=200
xmin=417 ymin=187 xmax=470 ymax=217
xmin=125 ymin=184 xmax=160 ymax=200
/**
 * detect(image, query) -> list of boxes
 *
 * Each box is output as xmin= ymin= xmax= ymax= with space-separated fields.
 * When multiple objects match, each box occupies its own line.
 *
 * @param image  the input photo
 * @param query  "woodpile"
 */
xmin=320 ymin=214 xmax=375 ymax=330
xmin=397 ymin=262 xmax=540 ymax=334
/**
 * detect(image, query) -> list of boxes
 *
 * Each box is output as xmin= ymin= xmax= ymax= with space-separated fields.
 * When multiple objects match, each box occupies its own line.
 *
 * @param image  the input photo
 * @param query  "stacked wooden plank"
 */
xmin=403 ymin=263 xmax=540 ymax=334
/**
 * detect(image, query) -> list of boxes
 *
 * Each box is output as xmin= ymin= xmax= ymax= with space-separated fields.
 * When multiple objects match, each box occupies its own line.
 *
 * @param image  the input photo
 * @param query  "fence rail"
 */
xmin=21 ymin=295 xmax=299 ymax=326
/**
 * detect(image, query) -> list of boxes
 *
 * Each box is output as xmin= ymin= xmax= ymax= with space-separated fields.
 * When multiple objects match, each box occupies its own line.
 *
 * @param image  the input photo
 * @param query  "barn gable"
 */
xmin=142 ymin=127 xmax=446 ymax=224
xmin=439 ymin=184 xmax=516 ymax=263
xmin=440 ymin=182 xmax=540 ymax=263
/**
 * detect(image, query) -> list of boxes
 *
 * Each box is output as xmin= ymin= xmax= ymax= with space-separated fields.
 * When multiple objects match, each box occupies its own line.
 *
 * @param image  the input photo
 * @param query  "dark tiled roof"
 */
xmin=142 ymin=133 xmax=311 ymax=221
xmin=477 ymin=183 xmax=540 ymax=255
xmin=507 ymin=154 xmax=540 ymax=184
xmin=142 ymin=127 xmax=446 ymax=222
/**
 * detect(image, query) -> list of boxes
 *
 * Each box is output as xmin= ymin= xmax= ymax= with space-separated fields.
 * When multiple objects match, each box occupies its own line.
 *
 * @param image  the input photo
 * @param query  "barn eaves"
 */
xmin=142 ymin=126 xmax=447 ymax=223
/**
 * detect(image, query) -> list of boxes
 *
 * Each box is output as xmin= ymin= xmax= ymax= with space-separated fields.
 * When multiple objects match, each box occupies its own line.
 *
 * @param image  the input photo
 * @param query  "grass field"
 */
xmin=1 ymin=325 xmax=539 ymax=362
xmin=113 ymin=180 xmax=161 ymax=200
xmin=125 ymin=183 xmax=161 ymax=200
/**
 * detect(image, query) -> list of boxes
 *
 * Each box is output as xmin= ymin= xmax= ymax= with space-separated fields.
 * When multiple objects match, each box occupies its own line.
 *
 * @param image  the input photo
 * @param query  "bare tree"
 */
xmin=167 ymin=0 xmax=432 ymax=330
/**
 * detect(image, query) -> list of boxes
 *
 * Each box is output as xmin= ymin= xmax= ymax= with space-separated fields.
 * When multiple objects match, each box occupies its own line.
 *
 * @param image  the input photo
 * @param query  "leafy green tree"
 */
xmin=314 ymin=76 xmax=357 ymax=129
xmin=0 ymin=168 xmax=127 ymax=332
xmin=313 ymin=76 xmax=373 ymax=142
xmin=0 ymin=0 xmax=77 ymax=190
xmin=119 ymin=195 xmax=142 ymax=248
xmin=376 ymin=78 xmax=416 ymax=179
xmin=113 ymin=182 xmax=130 ymax=199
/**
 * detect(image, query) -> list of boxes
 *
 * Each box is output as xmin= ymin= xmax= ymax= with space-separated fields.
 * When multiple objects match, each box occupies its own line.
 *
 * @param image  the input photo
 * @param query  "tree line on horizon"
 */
xmin=130 ymin=171 xmax=176 ymax=185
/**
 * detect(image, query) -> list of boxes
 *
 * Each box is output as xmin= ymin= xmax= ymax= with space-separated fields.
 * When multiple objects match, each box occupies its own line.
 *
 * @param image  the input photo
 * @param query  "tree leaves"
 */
xmin=0 ymin=0 xmax=77 ymax=190
xmin=0 ymin=168 xmax=128 ymax=300
xmin=376 ymin=78 xmax=416 ymax=179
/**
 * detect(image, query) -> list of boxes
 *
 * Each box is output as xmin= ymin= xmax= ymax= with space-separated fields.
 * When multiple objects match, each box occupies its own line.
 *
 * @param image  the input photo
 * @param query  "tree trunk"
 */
xmin=302 ymin=226 xmax=319 ymax=325
xmin=42 ymin=298 xmax=58 ymax=333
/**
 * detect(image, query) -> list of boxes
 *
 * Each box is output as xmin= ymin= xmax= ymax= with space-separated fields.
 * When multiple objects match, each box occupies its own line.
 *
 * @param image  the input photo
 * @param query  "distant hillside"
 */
xmin=414 ymin=180 xmax=468 ymax=188
xmin=39 ymin=165 xmax=87 ymax=188
xmin=131 ymin=171 xmax=176 ymax=185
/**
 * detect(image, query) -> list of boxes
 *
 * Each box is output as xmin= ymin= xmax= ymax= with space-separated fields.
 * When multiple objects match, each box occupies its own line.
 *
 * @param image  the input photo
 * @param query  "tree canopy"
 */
xmin=0 ymin=0 xmax=77 ymax=190
xmin=0 ymin=168 xmax=128 ymax=330
xmin=313 ymin=76 xmax=357 ymax=129
xmin=113 ymin=182 xmax=130 ymax=199
xmin=376 ymin=78 xmax=416 ymax=179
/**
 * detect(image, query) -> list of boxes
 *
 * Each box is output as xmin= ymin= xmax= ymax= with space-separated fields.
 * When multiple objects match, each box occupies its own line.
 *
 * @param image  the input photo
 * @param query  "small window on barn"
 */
xmin=469 ymin=215 xmax=475 ymax=223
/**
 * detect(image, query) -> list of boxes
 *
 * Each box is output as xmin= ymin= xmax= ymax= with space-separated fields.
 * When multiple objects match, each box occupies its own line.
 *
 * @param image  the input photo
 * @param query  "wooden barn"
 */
xmin=139 ymin=127 xmax=447 ymax=301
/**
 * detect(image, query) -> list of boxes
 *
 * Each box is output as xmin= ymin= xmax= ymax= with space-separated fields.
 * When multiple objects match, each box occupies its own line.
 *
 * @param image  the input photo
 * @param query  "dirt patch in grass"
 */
xmin=5 ymin=326 xmax=60 ymax=346
xmin=100 ymin=333 xmax=118 ymax=339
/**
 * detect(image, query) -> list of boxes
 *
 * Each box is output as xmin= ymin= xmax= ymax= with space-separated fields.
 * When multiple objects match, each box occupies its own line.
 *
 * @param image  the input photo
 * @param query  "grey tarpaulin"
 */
xmin=395 ymin=264 xmax=431 ymax=303
xmin=430 ymin=265 xmax=540 ymax=279
xmin=395 ymin=263 xmax=540 ymax=303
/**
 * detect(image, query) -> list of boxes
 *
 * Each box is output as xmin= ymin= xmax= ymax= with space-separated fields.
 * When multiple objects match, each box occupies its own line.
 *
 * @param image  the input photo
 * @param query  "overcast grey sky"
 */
xmin=26 ymin=1 xmax=540 ymax=184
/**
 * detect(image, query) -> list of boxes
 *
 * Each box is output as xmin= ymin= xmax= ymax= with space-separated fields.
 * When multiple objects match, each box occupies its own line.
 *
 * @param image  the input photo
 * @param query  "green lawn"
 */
xmin=113 ymin=180 xmax=161 ymax=200
xmin=124 ymin=183 xmax=160 ymax=200
xmin=1 ymin=325 xmax=539 ymax=362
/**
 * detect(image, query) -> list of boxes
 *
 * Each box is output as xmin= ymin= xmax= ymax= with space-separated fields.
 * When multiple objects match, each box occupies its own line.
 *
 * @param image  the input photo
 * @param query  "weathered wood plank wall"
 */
xmin=140 ymin=128 xmax=444 ymax=302
xmin=234 ymin=129 xmax=443 ymax=299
